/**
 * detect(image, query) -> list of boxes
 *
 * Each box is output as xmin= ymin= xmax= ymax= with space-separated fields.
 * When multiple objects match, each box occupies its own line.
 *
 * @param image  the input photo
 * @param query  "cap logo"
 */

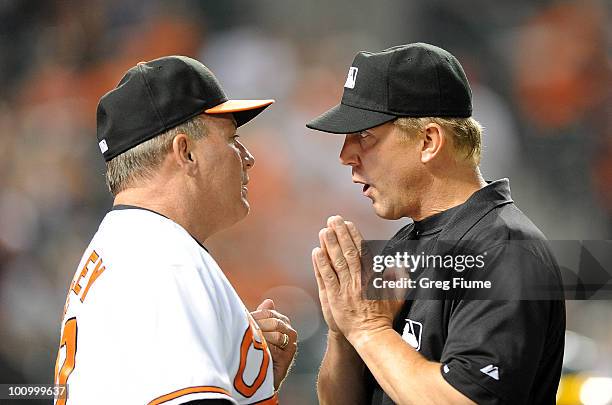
xmin=344 ymin=67 xmax=358 ymax=89
xmin=98 ymin=139 xmax=108 ymax=154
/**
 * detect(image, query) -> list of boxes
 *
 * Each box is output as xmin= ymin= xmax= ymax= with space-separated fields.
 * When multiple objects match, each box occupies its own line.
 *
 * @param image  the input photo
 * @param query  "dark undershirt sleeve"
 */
xmin=439 ymin=243 xmax=564 ymax=404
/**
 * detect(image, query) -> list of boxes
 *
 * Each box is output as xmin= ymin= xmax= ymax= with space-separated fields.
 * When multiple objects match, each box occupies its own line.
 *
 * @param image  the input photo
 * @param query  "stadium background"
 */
xmin=0 ymin=1 xmax=610 ymax=404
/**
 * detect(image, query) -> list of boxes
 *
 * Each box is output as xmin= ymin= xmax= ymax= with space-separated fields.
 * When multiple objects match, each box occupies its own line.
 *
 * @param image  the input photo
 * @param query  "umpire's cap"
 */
xmin=97 ymin=56 xmax=274 ymax=161
xmin=306 ymin=43 xmax=472 ymax=134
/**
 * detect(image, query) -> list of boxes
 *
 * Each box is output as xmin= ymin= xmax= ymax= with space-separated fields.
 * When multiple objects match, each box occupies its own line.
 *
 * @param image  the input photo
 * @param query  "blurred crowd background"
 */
xmin=0 ymin=0 xmax=610 ymax=404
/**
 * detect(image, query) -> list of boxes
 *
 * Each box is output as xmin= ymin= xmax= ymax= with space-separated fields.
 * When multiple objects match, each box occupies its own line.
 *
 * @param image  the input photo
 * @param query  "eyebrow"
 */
xmin=228 ymin=116 xmax=238 ymax=137
xmin=356 ymin=130 xmax=375 ymax=137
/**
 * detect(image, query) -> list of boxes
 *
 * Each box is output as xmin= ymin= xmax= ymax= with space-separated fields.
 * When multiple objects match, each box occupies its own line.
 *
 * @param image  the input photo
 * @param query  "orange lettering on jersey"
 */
xmin=80 ymin=256 xmax=106 ymax=303
xmin=71 ymin=251 xmax=99 ymax=295
xmin=234 ymin=316 xmax=271 ymax=398
xmin=69 ymin=250 xmax=107 ymax=304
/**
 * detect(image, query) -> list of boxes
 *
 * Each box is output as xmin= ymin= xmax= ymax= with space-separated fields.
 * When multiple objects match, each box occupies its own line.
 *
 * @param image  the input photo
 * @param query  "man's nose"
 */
xmin=242 ymin=146 xmax=255 ymax=170
xmin=339 ymin=135 xmax=360 ymax=166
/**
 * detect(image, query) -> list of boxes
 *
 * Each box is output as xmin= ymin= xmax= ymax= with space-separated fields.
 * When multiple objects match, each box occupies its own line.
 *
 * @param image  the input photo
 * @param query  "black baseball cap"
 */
xmin=306 ymin=43 xmax=472 ymax=134
xmin=97 ymin=55 xmax=274 ymax=161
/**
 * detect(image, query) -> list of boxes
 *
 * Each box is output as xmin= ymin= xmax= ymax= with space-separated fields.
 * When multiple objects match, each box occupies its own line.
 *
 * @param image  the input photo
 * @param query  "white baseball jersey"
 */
xmin=54 ymin=206 xmax=277 ymax=405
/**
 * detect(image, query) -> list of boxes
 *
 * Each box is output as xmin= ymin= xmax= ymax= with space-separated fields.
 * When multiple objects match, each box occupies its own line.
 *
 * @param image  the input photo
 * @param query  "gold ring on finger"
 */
xmin=280 ymin=333 xmax=289 ymax=349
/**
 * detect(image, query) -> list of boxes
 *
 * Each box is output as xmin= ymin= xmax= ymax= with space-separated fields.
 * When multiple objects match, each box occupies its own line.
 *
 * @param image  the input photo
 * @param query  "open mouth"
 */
xmin=363 ymin=184 xmax=371 ymax=193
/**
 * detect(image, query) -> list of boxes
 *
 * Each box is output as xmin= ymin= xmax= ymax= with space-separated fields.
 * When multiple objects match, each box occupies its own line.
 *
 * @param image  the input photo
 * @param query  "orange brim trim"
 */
xmin=148 ymin=386 xmax=231 ymax=405
xmin=205 ymin=99 xmax=275 ymax=114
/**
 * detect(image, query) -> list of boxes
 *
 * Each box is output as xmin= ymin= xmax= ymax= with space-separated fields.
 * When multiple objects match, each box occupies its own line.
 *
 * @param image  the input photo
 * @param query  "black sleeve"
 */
xmin=439 ymin=243 xmax=565 ymax=404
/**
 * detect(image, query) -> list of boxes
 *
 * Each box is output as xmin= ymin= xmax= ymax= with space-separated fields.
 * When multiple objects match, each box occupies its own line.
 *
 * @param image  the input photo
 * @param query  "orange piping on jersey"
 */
xmin=148 ymin=386 xmax=231 ymax=405
xmin=248 ymin=393 xmax=279 ymax=404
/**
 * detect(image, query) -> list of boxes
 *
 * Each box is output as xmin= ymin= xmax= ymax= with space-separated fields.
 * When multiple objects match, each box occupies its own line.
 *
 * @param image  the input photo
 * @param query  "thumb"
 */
xmin=257 ymin=298 xmax=275 ymax=311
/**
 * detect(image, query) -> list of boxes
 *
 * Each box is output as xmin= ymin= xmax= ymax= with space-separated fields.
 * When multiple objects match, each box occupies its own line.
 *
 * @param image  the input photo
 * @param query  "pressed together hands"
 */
xmin=312 ymin=215 xmax=404 ymax=348
xmin=250 ymin=215 xmax=403 ymax=390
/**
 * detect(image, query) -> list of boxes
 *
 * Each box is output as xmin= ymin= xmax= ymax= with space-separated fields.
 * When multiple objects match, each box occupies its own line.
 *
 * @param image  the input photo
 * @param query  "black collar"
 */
xmin=436 ymin=178 xmax=514 ymax=242
xmin=413 ymin=203 xmax=463 ymax=236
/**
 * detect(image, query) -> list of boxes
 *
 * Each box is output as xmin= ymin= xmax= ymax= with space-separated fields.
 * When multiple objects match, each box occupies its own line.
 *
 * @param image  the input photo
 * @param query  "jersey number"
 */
xmin=54 ymin=315 xmax=270 ymax=401
xmin=54 ymin=317 xmax=77 ymax=405
xmin=234 ymin=317 xmax=271 ymax=397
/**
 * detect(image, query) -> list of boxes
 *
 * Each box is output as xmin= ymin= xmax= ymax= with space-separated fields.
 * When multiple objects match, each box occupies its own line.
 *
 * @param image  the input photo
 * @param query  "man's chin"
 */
xmin=372 ymin=202 xmax=403 ymax=220
xmin=240 ymin=198 xmax=251 ymax=215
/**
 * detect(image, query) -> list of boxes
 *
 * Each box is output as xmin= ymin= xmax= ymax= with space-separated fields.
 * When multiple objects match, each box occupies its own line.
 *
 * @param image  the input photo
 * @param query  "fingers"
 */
xmin=318 ymin=228 xmax=329 ymax=257
xmin=320 ymin=216 xmax=363 ymax=287
xmin=262 ymin=331 xmax=296 ymax=350
xmin=328 ymin=216 xmax=361 ymax=274
xmin=345 ymin=221 xmax=368 ymax=256
xmin=321 ymin=227 xmax=351 ymax=277
xmin=312 ymin=248 xmax=326 ymax=294
xmin=256 ymin=317 xmax=298 ymax=349
xmin=256 ymin=317 xmax=295 ymax=336
xmin=256 ymin=298 xmax=275 ymax=311
xmin=312 ymin=247 xmax=341 ymax=294
xmin=251 ymin=308 xmax=290 ymax=325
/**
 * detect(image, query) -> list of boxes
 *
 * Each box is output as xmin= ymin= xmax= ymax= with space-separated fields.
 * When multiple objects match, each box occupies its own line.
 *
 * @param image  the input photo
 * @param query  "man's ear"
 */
xmin=420 ymin=123 xmax=445 ymax=163
xmin=171 ymin=133 xmax=195 ymax=170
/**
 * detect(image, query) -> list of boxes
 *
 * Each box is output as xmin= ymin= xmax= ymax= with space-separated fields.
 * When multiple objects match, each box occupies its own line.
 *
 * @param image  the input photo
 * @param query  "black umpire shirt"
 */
xmin=368 ymin=179 xmax=566 ymax=405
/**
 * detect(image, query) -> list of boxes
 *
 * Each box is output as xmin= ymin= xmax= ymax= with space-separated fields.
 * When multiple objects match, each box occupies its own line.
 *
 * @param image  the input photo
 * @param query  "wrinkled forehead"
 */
xmin=201 ymin=112 xmax=237 ymax=134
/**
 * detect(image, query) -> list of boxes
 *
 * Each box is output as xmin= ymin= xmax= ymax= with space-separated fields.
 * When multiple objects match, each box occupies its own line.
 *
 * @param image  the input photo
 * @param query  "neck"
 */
xmin=113 ymin=183 xmax=214 ymax=243
xmin=412 ymin=166 xmax=486 ymax=221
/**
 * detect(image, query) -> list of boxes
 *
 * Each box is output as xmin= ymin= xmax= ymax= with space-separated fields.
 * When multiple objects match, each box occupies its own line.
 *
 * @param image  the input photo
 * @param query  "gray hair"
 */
xmin=105 ymin=115 xmax=207 ymax=196
xmin=394 ymin=117 xmax=483 ymax=165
